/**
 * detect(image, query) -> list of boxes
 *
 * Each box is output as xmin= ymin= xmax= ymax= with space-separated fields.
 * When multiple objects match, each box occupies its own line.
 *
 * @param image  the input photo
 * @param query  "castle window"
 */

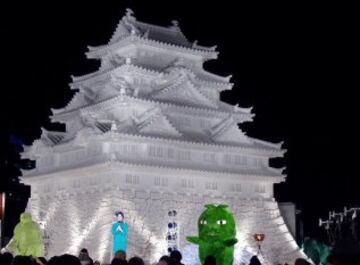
xmin=155 ymin=177 xmax=168 ymax=186
xmin=255 ymin=184 xmax=266 ymax=193
xmin=177 ymin=150 xmax=191 ymax=161
xmin=203 ymin=152 xmax=216 ymax=163
xmin=230 ymin=183 xmax=242 ymax=192
xmin=181 ymin=179 xmax=194 ymax=188
xmin=125 ymin=174 xmax=140 ymax=185
xmin=205 ymin=182 xmax=218 ymax=190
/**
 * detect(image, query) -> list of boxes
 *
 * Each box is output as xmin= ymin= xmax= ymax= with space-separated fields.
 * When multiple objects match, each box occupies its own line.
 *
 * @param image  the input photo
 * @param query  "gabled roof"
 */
xmin=71 ymin=63 xmax=232 ymax=91
xmin=86 ymin=9 xmax=217 ymax=59
xmin=51 ymin=94 xmax=253 ymax=125
xmin=109 ymin=9 xmax=191 ymax=48
xmin=151 ymin=71 xmax=217 ymax=109
xmin=87 ymin=35 xmax=218 ymax=60
xmin=133 ymin=107 xmax=182 ymax=138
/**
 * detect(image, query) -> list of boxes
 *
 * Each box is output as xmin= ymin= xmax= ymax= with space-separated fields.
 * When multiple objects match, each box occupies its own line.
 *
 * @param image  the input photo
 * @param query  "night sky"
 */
xmin=0 ymin=1 xmax=358 ymax=237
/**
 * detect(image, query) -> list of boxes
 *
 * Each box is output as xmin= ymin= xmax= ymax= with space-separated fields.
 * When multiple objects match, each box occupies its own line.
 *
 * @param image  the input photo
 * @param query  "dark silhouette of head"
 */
xmin=159 ymin=255 xmax=172 ymax=265
xmin=249 ymin=255 xmax=261 ymax=265
xmin=79 ymin=248 xmax=93 ymax=265
xmin=170 ymin=250 xmax=182 ymax=263
xmin=111 ymin=258 xmax=128 ymax=265
xmin=128 ymin=256 xmax=144 ymax=265
xmin=48 ymin=256 xmax=60 ymax=265
xmin=80 ymin=248 xmax=89 ymax=254
xmin=294 ymin=258 xmax=311 ymax=265
xmin=12 ymin=256 xmax=35 ymax=265
xmin=56 ymin=254 xmax=81 ymax=265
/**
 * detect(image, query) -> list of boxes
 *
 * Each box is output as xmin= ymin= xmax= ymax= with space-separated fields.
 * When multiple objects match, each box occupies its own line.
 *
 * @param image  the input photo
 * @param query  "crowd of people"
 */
xmin=0 ymin=248 xmax=355 ymax=265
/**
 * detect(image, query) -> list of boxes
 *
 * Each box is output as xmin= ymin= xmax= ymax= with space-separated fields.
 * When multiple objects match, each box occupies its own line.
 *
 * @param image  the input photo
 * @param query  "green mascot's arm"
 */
xmin=7 ymin=224 xmax=21 ymax=253
xmin=319 ymin=244 xmax=331 ymax=265
xmin=223 ymin=238 xmax=238 ymax=247
xmin=6 ymin=237 xmax=18 ymax=253
xmin=186 ymin=236 xmax=201 ymax=245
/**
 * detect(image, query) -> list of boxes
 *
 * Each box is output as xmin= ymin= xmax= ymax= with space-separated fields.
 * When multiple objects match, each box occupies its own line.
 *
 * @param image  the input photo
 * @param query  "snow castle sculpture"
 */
xmin=22 ymin=9 xmax=309 ymax=264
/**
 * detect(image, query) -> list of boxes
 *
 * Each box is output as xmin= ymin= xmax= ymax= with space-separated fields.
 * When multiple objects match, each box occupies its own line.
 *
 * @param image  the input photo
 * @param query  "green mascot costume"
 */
xmin=302 ymin=238 xmax=330 ymax=265
xmin=187 ymin=204 xmax=237 ymax=265
xmin=6 ymin=212 xmax=45 ymax=257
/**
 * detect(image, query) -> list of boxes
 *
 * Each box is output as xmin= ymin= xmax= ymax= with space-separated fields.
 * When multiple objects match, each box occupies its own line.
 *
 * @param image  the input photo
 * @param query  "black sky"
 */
xmin=0 ymin=1 xmax=358 ymax=236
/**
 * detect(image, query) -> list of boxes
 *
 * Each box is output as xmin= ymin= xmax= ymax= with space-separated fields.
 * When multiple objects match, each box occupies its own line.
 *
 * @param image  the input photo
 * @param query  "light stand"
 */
xmin=254 ymin=233 xmax=266 ymax=264
xmin=319 ymin=207 xmax=360 ymax=246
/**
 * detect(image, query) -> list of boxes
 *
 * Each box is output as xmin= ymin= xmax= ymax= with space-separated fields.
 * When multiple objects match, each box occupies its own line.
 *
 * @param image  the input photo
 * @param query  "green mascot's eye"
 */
xmin=217 ymin=220 xmax=227 ymax=225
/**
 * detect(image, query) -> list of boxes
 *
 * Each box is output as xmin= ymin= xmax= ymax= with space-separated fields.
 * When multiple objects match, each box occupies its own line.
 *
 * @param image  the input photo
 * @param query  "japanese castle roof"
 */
xmin=87 ymin=9 xmax=217 ymax=59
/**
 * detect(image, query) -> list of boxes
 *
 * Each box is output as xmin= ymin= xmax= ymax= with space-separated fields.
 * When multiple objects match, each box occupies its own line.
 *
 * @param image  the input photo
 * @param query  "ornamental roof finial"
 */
xmin=142 ymin=29 xmax=150 ymax=38
xmin=171 ymin=20 xmax=179 ymax=27
xmin=111 ymin=121 xmax=117 ymax=131
xmin=170 ymin=20 xmax=180 ymax=30
xmin=233 ymin=103 xmax=240 ymax=112
xmin=125 ymin=8 xmax=135 ymax=21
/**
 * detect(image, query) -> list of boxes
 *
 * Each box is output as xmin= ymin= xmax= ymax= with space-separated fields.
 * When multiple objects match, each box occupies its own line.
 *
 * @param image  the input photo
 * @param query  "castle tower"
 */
xmin=22 ymin=9 xmax=309 ymax=264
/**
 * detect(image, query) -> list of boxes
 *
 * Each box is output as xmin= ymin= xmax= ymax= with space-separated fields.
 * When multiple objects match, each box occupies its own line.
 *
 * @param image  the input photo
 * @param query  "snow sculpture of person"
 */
xmin=112 ymin=211 xmax=128 ymax=254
